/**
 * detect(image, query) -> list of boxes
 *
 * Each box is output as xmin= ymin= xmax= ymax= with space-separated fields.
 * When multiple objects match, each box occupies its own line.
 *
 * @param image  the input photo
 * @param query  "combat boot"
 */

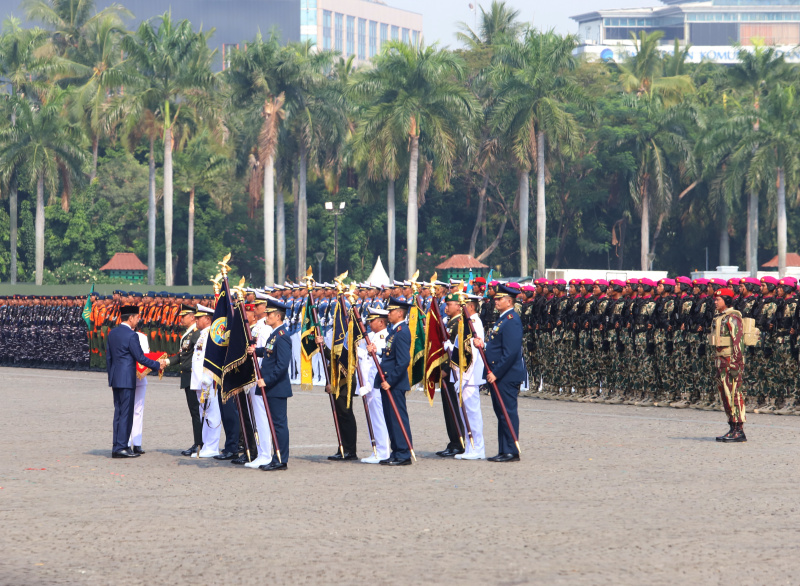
xmin=716 ymin=422 xmax=735 ymax=442
xmin=727 ymin=422 xmax=747 ymax=442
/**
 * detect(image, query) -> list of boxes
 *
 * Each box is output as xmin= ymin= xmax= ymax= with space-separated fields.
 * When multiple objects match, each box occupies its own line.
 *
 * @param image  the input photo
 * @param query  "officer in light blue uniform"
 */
xmin=475 ymin=282 xmax=524 ymax=462
xmin=251 ymin=297 xmax=293 ymax=471
xmin=368 ymin=296 xmax=413 ymax=466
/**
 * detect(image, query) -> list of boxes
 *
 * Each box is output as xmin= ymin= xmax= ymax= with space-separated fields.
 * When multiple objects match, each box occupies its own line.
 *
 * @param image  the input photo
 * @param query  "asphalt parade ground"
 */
xmin=2 ymin=367 xmax=800 ymax=585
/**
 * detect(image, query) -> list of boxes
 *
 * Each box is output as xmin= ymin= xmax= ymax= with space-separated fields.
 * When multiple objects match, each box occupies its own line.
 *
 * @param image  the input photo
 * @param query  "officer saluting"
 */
xmin=474 ymin=283 xmax=525 ymax=463
xmin=249 ymin=297 xmax=293 ymax=471
xmin=366 ymin=296 xmax=414 ymax=466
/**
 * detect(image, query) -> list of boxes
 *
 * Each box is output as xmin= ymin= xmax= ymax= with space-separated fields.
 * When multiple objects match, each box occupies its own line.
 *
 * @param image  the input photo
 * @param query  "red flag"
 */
xmin=423 ymin=300 xmax=448 ymax=405
xmin=137 ymin=351 xmax=168 ymax=380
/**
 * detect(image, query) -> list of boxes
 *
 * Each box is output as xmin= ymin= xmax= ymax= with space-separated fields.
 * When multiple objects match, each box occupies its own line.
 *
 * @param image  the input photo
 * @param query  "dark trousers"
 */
xmin=218 ymin=391 xmax=241 ymax=454
xmin=111 ymin=387 xmax=135 ymax=452
xmin=442 ymin=379 xmax=463 ymax=450
xmin=267 ymin=396 xmax=289 ymax=464
xmin=334 ymin=388 xmax=358 ymax=454
xmin=381 ymin=387 xmax=412 ymax=460
xmin=491 ymin=379 xmax=520 ymax=455
xmin=237 ymin=393 xmax=257 ymax=457
xmin=185 ymin=388 xmax=202 ymax=446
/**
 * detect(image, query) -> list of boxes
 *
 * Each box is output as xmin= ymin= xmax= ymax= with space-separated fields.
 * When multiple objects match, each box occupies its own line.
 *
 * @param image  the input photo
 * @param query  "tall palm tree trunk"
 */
xmin=264 ymin=153 xmax=275 ymax=286
xmin=187 ymin=187 xmax=195 ymax=286
xmin=9 ymin=180 xmax=17 ymax=284
xmin=297 ymin=145 xmax=308 ymax=279
xmin=518 ymin=169 xmax=529 ymax=277
xmin=748 ymin=191 xmax=758 ymax=278
xmin=387 ymin=178 xmax=396 ymax=279
xmin=163 ymin=126 xmax=174 ymax=286
xmin=407 ymin=135 xmax=420 ymax=278
xmin=777 ymin=167 xmax=787 ymax=278
xmin=469 ymin=173 xmax=489 ymax=258
xmin=640 ymin=187 xmax=650 ymax=271
xmin=276 ymin=159 xmax=285 ymax=283
xmin=719 ymin=201 xmax=730 ymax=266
xmin=148 ymin=137 xmax=156 ymax=286
xmin=536 ymin=130 xmax=546 ymax=277
xmin=90 ymin=135 xmax=99 ymax=182
xmin=35 ymin=174 xmax=44 ymax=286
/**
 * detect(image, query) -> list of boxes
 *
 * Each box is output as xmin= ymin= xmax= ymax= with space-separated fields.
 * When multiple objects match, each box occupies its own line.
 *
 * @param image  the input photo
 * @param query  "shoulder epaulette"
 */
xmin=507 ymin=314 xmax=513 ymax=320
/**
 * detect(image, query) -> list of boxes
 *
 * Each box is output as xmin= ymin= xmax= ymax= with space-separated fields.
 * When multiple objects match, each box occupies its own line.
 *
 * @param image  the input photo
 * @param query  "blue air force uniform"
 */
xmin=256 ymin=320 xmax=293 ymax=465
xmin=373 ymin=301 xmax=413 ymax=461
xmin=483 ymin=286 xmax=525 ymax=457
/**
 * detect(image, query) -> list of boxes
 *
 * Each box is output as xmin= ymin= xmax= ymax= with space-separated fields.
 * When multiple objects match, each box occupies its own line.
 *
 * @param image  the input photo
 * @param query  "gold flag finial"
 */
xmin=306 ymin=266 xmax=313 ymax=278
xmin=304 ymin=266 xmax=315 ymax=290
xmin=218 ymin=253 xmax=232 ymax=276
xmin=430 ymin=271 xmax=437 ymax=282
xmin=238 ymin=276 xmax=246 ymax=288
xmin=411 ymin=269 xmax=419 ymax=283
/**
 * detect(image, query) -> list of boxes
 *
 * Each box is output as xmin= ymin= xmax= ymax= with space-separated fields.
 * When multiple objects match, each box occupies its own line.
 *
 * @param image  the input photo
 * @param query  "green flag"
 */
xmin=82 ymin=284 xmax=94 ymax=330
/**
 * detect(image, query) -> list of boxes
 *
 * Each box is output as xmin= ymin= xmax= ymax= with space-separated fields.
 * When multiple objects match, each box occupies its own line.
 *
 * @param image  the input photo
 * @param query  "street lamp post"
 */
xmin=325 ymin=201 xmax=346 ymax=276
xmin=314 ymin=252 xmax=325 ymax=282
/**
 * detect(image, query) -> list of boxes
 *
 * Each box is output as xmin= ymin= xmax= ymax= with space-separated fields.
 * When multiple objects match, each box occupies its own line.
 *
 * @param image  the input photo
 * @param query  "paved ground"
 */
xmin=2 ymin=367 xmax=800 ymax=585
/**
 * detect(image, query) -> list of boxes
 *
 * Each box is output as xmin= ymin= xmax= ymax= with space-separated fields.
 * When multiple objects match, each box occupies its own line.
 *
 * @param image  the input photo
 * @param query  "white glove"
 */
xmin=358 ymin=386 xmax=371 ymax=397
xmin=357 ymin=347 xmax=367 ymax=359
xmin=444 ymin=341 xmax=454 ymax=352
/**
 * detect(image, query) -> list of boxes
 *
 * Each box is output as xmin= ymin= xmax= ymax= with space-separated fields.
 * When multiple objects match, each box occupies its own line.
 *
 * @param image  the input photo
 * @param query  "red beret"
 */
xmin=716 ymin=288 xmax=735 ymax=298
xmin=473 ymin=277 xmax=486 ymax=285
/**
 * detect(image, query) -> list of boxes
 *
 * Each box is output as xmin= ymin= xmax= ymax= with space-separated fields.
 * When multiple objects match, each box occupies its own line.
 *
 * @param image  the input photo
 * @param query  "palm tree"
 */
xmin=175 ymin=130 xmax=230 ymax=285
xmin=0 ymin=90 xmax=86 ymax=285
xmin=119 ymin=13 xmax=216 ymax=286
xmin=491 ymin=29 xmax=590 ymax=276
xmin=456 ymin=0 xmax=522 ymax=51
xmin=728 ymin=44 xmax=788 ymax=276
xmin=617 ymin=31 xmax=695 ymax=270
xmin=0 ymin=19 xmax=51 ymax=284
xmin=350 ymin=42 xmax=477 ymax=277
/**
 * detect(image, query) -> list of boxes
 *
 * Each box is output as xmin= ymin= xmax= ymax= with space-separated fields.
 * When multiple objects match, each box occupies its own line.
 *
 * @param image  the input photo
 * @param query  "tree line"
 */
xmin=1 ymin=0 xmax=799 ymax=287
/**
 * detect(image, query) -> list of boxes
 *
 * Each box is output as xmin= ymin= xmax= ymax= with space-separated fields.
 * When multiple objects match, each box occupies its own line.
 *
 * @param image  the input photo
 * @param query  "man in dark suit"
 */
xmin=474 ymin=283 xmax=525 ymax=462
xmin=367 ymin=297 xmax=413 ymax=466
xmin=250 ymin=297 xmax=293 ymax=471
xmin=166 ymin=304 xmax=204 ymax=456
xmin=107 ymin=305 xmax=164 ymax=458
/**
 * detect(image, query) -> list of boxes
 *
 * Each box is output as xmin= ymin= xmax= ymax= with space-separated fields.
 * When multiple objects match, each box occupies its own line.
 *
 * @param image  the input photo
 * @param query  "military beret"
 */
xmin=659 ymin=278 xmax=676 ymax=286
xmin=522 ymin=285 xmax=535 ymax=292
xmin=595 ymin=279 xmax=610 ymax=286
xmin=131 ymin=292 xmax=143 ymax=298
xmin=761 ymin=276 xmax=780 ymax=285
xmin=727 ymin=278 xmax=740 ymax=286
xmin=627 ymin=278 xmax=639 ymax=285
xmin=639 ymin=278 xmax=656 ymax=287
xmin=709 ymin=278 xmax=727 ymax=288
xmin=580 ymin=278 xmax=594 ymax=286
xmin=692 ymin=278 xmax=709 ymax=286
xmin=473 ymin=277 xmax=486 ymax=285
xmin=676 ymin=276 xmax=692 ymax=286
xmin=715 ymin=288 xmax=735 ymax=298
xmin=610 ymin=279 xmax=626 ymax=288
xmin=779 ymin=277 xmax=797 ymax=288
xmin=743 ymin=277 xmax=760 ymax=286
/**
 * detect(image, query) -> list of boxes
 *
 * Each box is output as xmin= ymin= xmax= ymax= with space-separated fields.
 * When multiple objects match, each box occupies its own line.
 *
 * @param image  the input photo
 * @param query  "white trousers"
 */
xmin=460 ymin=383 xmax=485 ymax=457
xmin=364 ymin=388 xmax=391 ymax=460
xmin=312 ymin=351 xmax=325 ymax=385
xmin=247 ymin=386 xmax=274 ymax=459
xmin=290 ymin=332 xmax=301 ymax=384
xmin=198 ymin=386 xmax=222 ymax=451
xmin=129 ymin=379 xmax=147 ymax=448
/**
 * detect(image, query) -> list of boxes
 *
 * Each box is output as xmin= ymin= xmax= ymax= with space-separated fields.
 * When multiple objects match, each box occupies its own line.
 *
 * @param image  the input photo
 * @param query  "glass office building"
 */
xmin=572 ymin=0 xmax=800 ymax=63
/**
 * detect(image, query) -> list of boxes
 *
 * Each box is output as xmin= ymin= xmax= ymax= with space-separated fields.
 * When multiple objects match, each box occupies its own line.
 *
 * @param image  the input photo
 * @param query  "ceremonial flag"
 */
xmin=136 ymin=351 xmax=167 ymax=380
xmin=345 ymin=306 xmax=364 ymax=409
xmin=467 ymin=270 xmax=474 ymax=294
xmin=407 ymin=302 xmax=425 ymax=389
xmin=300 ymin=294 xmax=319 ymax=360
xmin=203 ymin=276 xmax=233 ymax=384
xmin=82 ymin=284 xmax=94 ymax=329
xmin=330 ymin=299 xmax=347 ymax=397
xmin=423 ymin=297 xmax=448 ymax=405
xmin=454 ymin=314 xmax=474 ymax=405
xmin=221 ymin=300 xmax=256 ymax=404
xmin=484 ymin=269 xmax=493 ymax=298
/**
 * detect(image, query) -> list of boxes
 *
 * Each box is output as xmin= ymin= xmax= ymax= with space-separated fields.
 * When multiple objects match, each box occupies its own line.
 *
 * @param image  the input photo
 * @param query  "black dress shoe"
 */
xmin=378 ymin=458 xmax=393 ymax=465
xmin=132 ymin=446 xmax=145 ymax=455
xmin=213 ymin=450 xmax=237 ymax=460
xmin=386 ymin=458 xmax=412 ymax=466
xmin=231 ymin=454 xmax=250 ymax=465
xmin=489 ymin=453 xmax=520 ymax=463
xmin=181 ymin=444 xmax=200 ymax=456
xmin=259 ymin=461 xmax=288 ymax=471
xmin=329 ymin=452 xmax=359 ymax=461
xmin=435 ymin=447 xmax=464 ymax=458
xmin=112 ymin=449 xmax=140 ymax=458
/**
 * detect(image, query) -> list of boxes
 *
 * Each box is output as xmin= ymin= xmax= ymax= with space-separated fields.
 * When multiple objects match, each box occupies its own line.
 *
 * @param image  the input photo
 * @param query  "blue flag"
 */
xmin=203 ymin=277 xmax=233 ymax=384
xmin=467 ymin=269 xmax=474 ymax=293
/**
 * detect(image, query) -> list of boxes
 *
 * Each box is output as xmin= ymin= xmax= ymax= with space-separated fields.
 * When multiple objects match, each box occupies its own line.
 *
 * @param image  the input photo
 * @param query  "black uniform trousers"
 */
xmin=185 ymin=387 xmax=202 ymax=446
xmin=237 ymin=393 xmax=257 ymax=457
xmin=441 ymin=378 xmax=464 ymax=450
xmin=491 ymin=379 xmax=520 ymax=455
xmin=381 ymin=388 xmax=412 ymax=460
xmin=218 ymin=391 xmax=241 ymax=454
xmin=267 ymin=396 xmax=289 ymax=464
xmin=334 ymin=387 xmax=358 ymax=454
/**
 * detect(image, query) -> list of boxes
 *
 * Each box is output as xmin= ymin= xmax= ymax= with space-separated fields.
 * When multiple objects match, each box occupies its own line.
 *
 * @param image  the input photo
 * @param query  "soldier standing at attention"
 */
xmin=711 ymin=288 xmax=747 ymax=443
xmin=474 ymin=283 xmax=525 ymax=463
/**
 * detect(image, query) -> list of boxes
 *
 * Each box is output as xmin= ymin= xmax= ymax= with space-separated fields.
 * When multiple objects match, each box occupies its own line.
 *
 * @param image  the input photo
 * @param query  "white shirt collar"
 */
xmin=122 ymin=322 xmax=133 ymax=330
xmin=499 ymin=308 xmax=512 ymax=319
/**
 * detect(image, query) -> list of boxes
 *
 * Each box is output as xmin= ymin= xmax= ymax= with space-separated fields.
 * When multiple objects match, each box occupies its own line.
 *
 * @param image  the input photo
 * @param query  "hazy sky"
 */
xmin=398 ymin=0 xmax=661 ymax=47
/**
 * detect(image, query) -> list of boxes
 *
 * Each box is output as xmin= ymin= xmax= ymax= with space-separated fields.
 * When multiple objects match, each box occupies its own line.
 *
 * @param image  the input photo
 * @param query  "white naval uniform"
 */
xmin=450 ymin=313 xmax=486 ymax=459
xmin=357 ymin=328 xmax=390 ymax=462
xmin=191 ymin=327 xmax=220 ymax=457
xmin=128 ymin=331 xmax=150 ymax=449
xmin=244 ymin=318 xmax=275 ymax=469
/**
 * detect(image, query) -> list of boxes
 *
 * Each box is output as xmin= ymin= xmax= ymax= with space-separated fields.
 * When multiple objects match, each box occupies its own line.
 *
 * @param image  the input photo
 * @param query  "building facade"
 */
xmin=572 ymin=0 xmax=800 ymax=64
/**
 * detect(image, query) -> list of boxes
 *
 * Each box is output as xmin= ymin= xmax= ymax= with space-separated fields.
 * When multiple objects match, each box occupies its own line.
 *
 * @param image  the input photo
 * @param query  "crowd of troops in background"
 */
xmin=519 ymin=275 xmax=799 ymax=415
xmin=2 ymin=273 xmax=797 ymax=416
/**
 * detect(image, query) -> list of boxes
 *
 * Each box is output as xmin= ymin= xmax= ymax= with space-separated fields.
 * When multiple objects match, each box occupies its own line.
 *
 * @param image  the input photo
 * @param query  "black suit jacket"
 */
xmin=168 ymin=326 xmax=202 ymax=389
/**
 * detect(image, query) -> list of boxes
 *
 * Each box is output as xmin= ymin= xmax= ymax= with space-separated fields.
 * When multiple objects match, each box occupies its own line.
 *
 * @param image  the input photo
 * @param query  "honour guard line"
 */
xmin=11 ymin=256 xmax=799 ymax=455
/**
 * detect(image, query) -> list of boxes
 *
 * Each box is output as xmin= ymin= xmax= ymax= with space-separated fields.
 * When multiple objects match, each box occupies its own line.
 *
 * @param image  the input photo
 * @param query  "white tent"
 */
xmin=366 ymin=256 xmax=392 ymax=286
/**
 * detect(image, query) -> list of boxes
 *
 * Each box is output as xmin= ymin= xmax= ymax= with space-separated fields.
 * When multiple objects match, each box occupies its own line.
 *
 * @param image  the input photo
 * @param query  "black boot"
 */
xmin=716 ymin=422 xmax=735 ymax=442
xmin=728 ymin=422 xmax=747 ymax=443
